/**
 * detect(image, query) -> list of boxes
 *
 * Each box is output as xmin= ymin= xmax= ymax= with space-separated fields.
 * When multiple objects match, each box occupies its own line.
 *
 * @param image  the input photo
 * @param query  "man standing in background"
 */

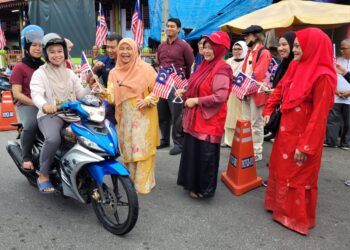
xmin=87 ymin=32 xmax=123 ymax=125
xmin=156 ymin=18 xmax=194 ymax=155
xmin=325 ymin=38 xmax=350 ymax=150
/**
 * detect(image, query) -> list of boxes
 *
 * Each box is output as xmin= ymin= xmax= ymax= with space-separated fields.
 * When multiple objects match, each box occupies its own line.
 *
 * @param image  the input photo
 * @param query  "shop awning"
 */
xmin=0 ymin=0 xmax=27 ymax=9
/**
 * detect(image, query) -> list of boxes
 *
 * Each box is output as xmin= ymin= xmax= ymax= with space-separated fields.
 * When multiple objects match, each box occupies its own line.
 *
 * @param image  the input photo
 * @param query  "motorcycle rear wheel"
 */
xmin=92 ymin=175 xmax=139 ymax=235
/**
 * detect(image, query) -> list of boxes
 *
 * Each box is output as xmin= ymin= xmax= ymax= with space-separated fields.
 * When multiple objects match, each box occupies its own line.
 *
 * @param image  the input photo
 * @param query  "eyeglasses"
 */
xmin=233 ymin=48 xmax=242 ymax=51
xmin=340 ymin=47 xmax=350 ymax=51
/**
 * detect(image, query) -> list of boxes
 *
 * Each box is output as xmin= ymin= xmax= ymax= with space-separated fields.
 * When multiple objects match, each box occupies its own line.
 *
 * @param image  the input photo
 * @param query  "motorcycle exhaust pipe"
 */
xmin=6 ymin=142 xmax=27 ymax=174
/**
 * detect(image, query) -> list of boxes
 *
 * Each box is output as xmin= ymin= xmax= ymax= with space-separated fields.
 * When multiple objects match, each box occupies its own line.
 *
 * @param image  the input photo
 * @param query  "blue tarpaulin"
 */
xmin=148 ymin=0 xmax=272 ymax=42
xmin=186 ymin=0 xmax=272 ymax=40
xmin=148 ymin=0 xmax=233 ymax=42
xmin=148 ymin=0 xmax=163 ymax=42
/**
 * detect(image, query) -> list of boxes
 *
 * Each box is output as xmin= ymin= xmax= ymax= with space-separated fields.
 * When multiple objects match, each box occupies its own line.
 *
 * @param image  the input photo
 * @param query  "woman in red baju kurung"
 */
xmin=262 ymin=28 xmax=337 ymax=235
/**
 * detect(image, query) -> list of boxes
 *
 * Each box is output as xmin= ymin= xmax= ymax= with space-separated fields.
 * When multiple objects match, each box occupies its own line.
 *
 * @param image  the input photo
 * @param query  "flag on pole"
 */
xmin=0 ymin=20 xmax=7 ymax=49
xmin=232 ymin=72 xmax=259 ymax=100
xmin=131 ymin=0 xmax=144 ymax=47
xmin=152 ymin=67 xmax=175 ymax=99
xmin=80 ymin=51 xmax=91 ymax=82
xmin=95 ymin=3 xmax=108 ymax=47
xmin=22 ymin=10 xmax=30 ymax=27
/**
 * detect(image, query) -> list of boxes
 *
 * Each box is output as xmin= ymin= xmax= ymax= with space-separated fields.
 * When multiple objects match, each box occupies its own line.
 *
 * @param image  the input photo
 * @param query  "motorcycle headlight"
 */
xmin=78 ymin=136 xmax=105 ymax=152
xmin=82 ymin=105 xmax=105 ymax=123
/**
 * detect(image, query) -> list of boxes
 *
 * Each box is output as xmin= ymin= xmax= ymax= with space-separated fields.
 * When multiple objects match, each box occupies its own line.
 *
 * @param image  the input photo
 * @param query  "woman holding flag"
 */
xmin=262 ymin=28 xmax=336 ymax=235
xmin=176 ymin=31 xmax=233 ymax=199
xmin=222 ymin=41 xmax=248 ymax=147
xmin=30 ymin=33 xmax=95 ymax=193
xmin=108 ymin=38 xmax=159 ymax=194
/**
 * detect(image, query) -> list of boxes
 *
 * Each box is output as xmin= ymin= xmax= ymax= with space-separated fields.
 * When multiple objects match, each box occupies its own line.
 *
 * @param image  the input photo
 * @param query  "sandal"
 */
xmin=189 ymin=191 xmax=204 ymax=199
xmin=37 ymin=179 xmax=55 ymax=194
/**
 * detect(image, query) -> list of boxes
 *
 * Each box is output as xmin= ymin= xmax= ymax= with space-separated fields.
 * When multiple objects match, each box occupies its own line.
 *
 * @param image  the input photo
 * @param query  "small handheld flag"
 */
xmin=265 ymin=58 xmax=278 ymax=88
xmin=152 ymin=67 xmax=175 ymax=99
xmin=80 ymin=52 xmax=90 ymax=82
xmin=232 ymin=72 xmax=258 ymax=100
xmin=173 ymin=72 xmax=188 ymax=90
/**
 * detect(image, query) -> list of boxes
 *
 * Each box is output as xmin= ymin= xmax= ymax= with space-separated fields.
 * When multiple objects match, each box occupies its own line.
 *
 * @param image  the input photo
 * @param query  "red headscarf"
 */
xmin=185 ymin=32 xmax=232 ymax=99
xmin=280 ymin=28 xmax=336 ymax=112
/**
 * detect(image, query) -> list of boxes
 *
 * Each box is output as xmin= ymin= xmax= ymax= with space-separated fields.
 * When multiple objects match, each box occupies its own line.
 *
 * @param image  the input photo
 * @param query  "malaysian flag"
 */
xmin=265 ymin=58 xmax=279 ymax=88
xmin=152 ymin=67 xmax=175 ymax=99
xmin=0 ymin=20 xmax=6 ymax=49
xmin=131 ymin=0 xmax=144 ymax=47
xmin=95 ymin=3 xmax=108 ymax=47
xmin=80 ymin=51 xmax=90 ymax=82
xmin=173 ymin=72 xmax=188 ymax=89
xmin=232 ymin=72 xmax=258 ymax=100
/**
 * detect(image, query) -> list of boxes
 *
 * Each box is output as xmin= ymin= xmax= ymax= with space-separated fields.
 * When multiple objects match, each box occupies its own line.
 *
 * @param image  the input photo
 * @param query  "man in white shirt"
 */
xmin=325 ymin=38 xmax=350 ymax=150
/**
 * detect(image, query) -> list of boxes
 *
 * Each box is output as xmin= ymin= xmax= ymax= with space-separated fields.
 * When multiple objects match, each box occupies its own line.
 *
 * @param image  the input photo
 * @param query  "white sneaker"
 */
xmin=255 ymin=154 xmax=263 ymax=162
xmin=345 ymin=179 xmax=350 ymax=187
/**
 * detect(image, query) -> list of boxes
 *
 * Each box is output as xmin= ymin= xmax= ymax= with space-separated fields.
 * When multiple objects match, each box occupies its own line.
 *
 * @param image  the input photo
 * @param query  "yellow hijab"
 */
xmin=110 ymin=38 xmax=157 ymax=108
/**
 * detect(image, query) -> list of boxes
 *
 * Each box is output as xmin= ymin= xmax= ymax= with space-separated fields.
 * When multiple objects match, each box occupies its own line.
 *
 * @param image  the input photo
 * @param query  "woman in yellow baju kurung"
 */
xmin=108 ymin=38 xmax=159 ymax=194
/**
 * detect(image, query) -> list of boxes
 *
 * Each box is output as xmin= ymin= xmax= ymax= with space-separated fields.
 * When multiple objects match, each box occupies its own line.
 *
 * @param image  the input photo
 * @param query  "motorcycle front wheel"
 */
xmin=91 ymin=175 xmax=139 ymax=235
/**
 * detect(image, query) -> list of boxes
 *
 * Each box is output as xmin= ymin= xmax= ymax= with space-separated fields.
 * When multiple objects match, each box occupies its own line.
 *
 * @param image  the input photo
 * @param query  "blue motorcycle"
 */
xmin=7 ymin=94 xmax=139 ymax=235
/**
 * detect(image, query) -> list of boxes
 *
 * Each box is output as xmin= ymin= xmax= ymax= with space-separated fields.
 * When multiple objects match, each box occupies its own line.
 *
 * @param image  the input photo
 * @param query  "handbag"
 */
xmin=264 ymin=105 xmax=281 ymax=134
xmin=264 ymin=84 xmax=284 ymax=134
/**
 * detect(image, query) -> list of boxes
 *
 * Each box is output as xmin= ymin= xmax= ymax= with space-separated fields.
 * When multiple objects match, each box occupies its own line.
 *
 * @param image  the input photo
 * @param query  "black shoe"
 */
xmin=157 ymin=141 xmax=170 ymax=149
xmin=262 ymin=180 xmax=268 ymax=187
xmin=169 ymin=147 xmax=182 ymax=155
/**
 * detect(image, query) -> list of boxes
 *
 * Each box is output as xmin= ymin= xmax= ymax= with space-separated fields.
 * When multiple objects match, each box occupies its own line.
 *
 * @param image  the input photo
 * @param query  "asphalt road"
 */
xmin=0 ymin=130 xmax=349 ymax=250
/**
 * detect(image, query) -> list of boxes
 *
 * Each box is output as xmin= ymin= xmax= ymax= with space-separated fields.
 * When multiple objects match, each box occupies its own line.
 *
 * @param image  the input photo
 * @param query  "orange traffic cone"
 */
xmin=221 ymin=120 xmax=262 ymax=195
xmin=0 ymin=91 xmax=17 ymax=131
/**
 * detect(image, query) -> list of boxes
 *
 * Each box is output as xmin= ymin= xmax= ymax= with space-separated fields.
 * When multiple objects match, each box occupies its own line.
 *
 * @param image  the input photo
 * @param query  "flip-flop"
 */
xmin=189 ymin=191 xmax=204 ymax=199
xmin=37 ymin=179 xmax=55 ymax=194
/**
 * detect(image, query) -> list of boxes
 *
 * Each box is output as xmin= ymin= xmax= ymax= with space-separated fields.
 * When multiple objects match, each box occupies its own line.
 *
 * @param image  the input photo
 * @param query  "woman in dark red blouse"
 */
xmin=9 ymin=25 xmax=44 ymax=172
xmin=176 ymin=31 xmax=233 ymax=199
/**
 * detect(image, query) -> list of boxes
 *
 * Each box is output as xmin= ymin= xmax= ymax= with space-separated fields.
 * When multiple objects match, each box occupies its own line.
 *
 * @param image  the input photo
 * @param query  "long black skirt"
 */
xmin=177 ymin=132 xmax=220 ymax=197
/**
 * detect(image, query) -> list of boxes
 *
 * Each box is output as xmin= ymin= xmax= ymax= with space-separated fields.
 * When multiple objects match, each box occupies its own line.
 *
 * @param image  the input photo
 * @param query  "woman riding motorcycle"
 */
xmin=30 ymin=33 xmax=95 ymax=194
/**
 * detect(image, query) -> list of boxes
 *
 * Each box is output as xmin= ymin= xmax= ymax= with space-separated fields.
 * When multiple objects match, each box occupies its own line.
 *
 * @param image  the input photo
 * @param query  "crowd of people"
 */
xmin=8 ymin=19 xmax=349 ymax=235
